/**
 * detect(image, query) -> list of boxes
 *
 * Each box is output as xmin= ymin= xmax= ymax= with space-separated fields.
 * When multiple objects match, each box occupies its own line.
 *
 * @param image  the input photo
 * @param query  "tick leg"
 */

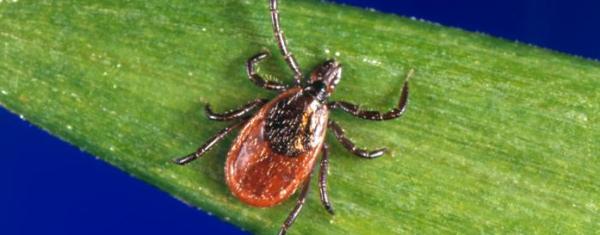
xmin=328 ymin=69 xmax=414 ymax=121
xmin=172 ymin=120 xmax=246 ymax=165
xmin=319 ymin=143 xmax=334 ymax=215
xmin=278 ymin=173 xmax=312 ymax=235
xmin=270 ymin=0 xmax=303 ymax=85
xmin=247 ymin=52 xmax=288 ymax=91
xmin=205 ymin=98 xmax=268 ymax=121
xmin=328 ymin=120 xmax=387 ymax=159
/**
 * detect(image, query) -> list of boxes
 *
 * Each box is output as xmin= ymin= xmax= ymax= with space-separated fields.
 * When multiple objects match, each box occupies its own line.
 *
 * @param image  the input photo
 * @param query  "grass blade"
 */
xmin=1 ymin=0 xmax=599 ymax=234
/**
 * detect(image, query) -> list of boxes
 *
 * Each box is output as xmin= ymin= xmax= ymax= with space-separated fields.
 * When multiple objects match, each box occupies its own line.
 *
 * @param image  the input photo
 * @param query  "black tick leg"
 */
xmin=329 ymin=120 xmax=387 ymax=159
xmin=328 ymin=69 xmax=414 ymax=121
xmin=247 ymin=52 xmax=288 ymax=91
xmin=278 ymin=169 xmax=313 ymax=235
xmin=172 ymin=120 xmax=246 ymax=165
xmin=319 ymin=143 xmax=334 ymax=215
xmin=205 ymin=98 xmax=268 ymax=121
xmin=270 ymin=0 xmax=303 ymax=85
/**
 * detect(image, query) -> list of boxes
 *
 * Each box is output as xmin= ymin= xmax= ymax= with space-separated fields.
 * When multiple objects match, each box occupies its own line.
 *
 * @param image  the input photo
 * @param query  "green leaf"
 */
xmin=1 ymin=0 xmax=599 ymax=234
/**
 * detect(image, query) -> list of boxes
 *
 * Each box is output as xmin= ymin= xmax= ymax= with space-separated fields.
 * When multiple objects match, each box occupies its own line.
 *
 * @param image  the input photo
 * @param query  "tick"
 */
xmin=173 ymin=0 xmax=413 ymax=234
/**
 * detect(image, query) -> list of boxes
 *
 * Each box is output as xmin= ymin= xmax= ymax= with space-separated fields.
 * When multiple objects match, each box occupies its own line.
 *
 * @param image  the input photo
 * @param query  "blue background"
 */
xmin=1 ymin=1 xmax=599 ymax=234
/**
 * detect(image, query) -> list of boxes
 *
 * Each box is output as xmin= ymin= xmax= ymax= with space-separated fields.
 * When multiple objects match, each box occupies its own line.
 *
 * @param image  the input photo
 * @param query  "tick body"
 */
xmin=226 ymin=87 xmax=328 ymax=207
xmin=173 ymin=0 xmax=413 ymax=234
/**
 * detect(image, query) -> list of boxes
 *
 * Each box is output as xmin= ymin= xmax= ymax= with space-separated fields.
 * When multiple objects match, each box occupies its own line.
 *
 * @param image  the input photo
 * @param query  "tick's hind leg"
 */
xmin=247 ymin=52 xmax=288 ymax=91
xmin=319 ymin=144 xmax=334 ymax=215
xmin=329 ymin=120 xmax=387 ymax=159
xmin=172 ymin=120 xmax=246 ymax=165
xmin=278 ymin=171 xmax=313 ymax=235
xmin=205 ymin=98 xmax=268 ymax=121
xmin=328 ymin=69 xmax=413 ymax=121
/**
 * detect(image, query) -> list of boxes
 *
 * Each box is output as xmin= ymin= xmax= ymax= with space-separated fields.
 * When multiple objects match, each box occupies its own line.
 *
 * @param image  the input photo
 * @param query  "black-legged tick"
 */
xmin=173 ymin=0 xmax=413 ymax=234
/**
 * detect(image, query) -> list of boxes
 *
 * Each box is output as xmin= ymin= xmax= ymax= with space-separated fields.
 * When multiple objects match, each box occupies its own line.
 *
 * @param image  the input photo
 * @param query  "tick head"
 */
xmin=307 ymin=60 xmax=342 ymax=101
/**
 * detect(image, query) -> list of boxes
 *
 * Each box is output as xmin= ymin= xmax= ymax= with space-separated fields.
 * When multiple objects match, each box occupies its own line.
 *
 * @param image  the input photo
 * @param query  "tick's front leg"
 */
xmin=270 ymin=0 xmax=303 ymax=85
xmin=247 ymin=52 xmax=288 ymax=91
xmin=328 ymin=69 xmax=413 ymax=121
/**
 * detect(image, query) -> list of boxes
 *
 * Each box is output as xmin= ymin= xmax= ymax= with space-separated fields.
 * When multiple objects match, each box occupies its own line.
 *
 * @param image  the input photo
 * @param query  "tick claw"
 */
xmin=370 ymin=148 xmax=387 ymax=158
xmin=172 ymin=153 xmax=197 ymax=165
xmin=172 ymin=157 xmax=186 ymax=165
xmin=326 ymin=205 xmax=335 ymax=215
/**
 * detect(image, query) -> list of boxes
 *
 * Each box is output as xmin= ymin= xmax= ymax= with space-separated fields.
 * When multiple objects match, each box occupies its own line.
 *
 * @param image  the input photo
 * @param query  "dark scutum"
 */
xmin=265 ymin=92 xmax=317 ymax=157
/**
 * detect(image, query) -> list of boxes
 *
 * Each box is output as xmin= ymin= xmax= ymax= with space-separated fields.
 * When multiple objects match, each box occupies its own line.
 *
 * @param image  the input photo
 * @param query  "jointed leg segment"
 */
xmin=319 ymin=143 xmax=334 ymax=214
xmin=205 ymin=98 xmax=268 ymax=121
xmin=278 ymin=170 xmax=313 ymax=235
xmin=329 ymin=120 xmax=387 ymax=159
xmin=247 ymin=53 xmax=288 ymax=91
xmin=328 ymin=69 xmax=413 ymax=121
xmin=172 ymin=120 xmax=246 ymax=165
xmin=270 ymin=0 xmax=303 ymax=85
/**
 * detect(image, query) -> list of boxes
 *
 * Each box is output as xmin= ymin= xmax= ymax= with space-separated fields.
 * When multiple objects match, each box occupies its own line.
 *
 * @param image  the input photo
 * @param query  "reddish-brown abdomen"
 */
xmin=225 ymin=88 xmax=328 ymax=207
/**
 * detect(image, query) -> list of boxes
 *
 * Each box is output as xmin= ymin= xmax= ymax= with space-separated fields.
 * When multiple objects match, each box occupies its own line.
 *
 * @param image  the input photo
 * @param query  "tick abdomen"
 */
xmin=225 ymin=88 xmax=328 ymax=207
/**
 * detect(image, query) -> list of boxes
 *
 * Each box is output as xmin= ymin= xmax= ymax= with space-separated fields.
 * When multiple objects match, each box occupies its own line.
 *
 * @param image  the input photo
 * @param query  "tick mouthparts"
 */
xmin=322 ymin=61 xmax=342 ymax=87
xmin=330 ymin=60 xmax=340 ymax=67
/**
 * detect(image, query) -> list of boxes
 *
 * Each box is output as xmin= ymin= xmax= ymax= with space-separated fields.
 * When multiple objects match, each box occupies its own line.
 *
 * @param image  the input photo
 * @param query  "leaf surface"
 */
xmin=1 ymin=0 xmax=599 ymax=234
